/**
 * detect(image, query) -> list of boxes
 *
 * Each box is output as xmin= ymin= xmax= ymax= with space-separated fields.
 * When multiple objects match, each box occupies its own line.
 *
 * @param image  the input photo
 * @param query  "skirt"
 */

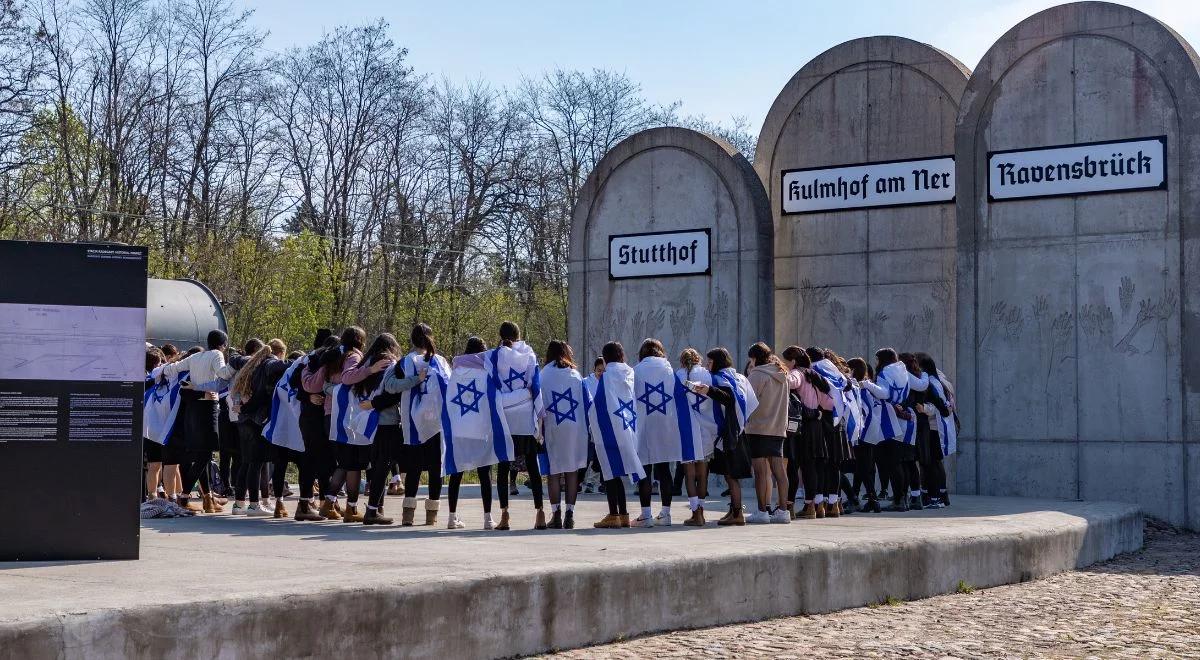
xmin=397 ymin=434 xmax=441 ymax=473
xmin=823 ymin=416 xmax=853 ymax=464
xmin=183 ymin=395 xmax=220 ymax=453
xmin=745 ymin=433 xmax=784 ymax=459
xmin=334 ymin=442 xmax=373 ymax=471
xmin=788 ymin=416 xmax=827 ymax=461
xmin=143 ymin=438 xmax=163 ymax=463
xmin=710 ymin=437 xmax=752 ymax=480
xmin=919 ymin=428 xmax=945 ymax=464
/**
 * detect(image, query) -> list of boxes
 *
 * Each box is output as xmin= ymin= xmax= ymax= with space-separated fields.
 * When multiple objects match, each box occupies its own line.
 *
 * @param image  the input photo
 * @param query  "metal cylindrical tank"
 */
xmin=146 ymin=278 xmax=227 ymax=349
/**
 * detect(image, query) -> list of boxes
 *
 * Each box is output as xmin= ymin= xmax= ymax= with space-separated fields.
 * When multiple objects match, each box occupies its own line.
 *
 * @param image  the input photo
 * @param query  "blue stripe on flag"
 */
xmin=593 ymin=374 xmax=626 ymax=478
xmin=486 ymin=374 xmax=509 ymax=463
xmin=673 ymin=376 xmax=695 ymax=462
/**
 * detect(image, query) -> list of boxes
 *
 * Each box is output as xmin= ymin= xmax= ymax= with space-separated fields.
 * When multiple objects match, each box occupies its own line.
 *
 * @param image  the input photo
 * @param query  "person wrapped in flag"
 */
xmin=860 ymin=348 xmax=926 ymax=512
xmin=690 ymin=347 xmax=758 ymax=526
xmin=675 ymin=348 xmax=716 ymax=526
xmin=484 ymin=321 xmax=547 ymax=530
xmin=915 ymin=353 xmax=953 ymax=509
xmin=588 ymin=341 xmax=644 ymax=529
xmin=393 ymin=324 xmax=450 ymax=526
xmin=537 ymin=340 xmax=590 ymax=530
xmin=432 ymin=336 xmax=507 ymax=530
xmin=630 ymin=338 xmax=703 ymax=528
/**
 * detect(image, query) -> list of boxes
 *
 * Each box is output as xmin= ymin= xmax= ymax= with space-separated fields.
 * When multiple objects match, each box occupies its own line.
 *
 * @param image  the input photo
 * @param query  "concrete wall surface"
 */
xmin=568 ymin=127 xmax=773 ymax=362
xmin=955 ymin=1 xmax=1200 ymax=529
xmin=755 ymin=36 xmax=969 ymax=375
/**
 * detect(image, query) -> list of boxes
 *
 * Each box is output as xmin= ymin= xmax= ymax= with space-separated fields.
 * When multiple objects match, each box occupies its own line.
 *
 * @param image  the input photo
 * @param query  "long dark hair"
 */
xmin=308 ymin=335 xmax=340 ymax=373
xmin=847 ymin=357 xmax=868 ymax=381
xmin=353 ymin=333 xmax=401 ymax=396
xmin=330 ymin=326 xmax=366 ymax=372
xmin=638 ymin=338 xmax=665 ymax=361
xmin=545 ymin=340 xmax=576 ymax=369
xmin=601 ymin=341 xmax=625 ymax=364
xmin=781 ymin=345 xmax=810 ymax=369
xmin=916 ymin=352 xmax=939 ymax=377
xmin=747 ymin=342 xmax=783 ymax=372
xmin=874 ymin=348 xmax=898 ymax=376
xmin=706 ymin=347 xmax=733 ymax=372
xmin=499 ymin=321 xmax=520 ymax=347
xmin=411 ymin=323 xmax=436 ymax=357
xmin=464 ymin=336 xmax=487 ymax=354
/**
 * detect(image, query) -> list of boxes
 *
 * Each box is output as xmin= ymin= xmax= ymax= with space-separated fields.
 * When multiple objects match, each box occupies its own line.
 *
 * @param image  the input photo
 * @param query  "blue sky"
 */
xmin=239 ymin=1 xmax=1200 ymax=130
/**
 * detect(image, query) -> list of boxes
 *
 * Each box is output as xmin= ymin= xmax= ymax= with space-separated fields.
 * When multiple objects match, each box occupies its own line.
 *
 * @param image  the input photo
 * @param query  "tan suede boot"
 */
xmin=294 ymin=499 xmax=323 ymax=522
xmin=619 ymin=513 xmax=630 ymax=528
xmin=592 ymin=514 xmax=622 ymax=529
xmin=272 ymin=499 xmax=289 ymax=519
xmin=815 ymin=502 xmax=827 ymax=519
xmin=202 ymin=493 xmax=220 ymax=514
xmin=827 ymin=500 xmax=841 ymax=518
xmin=495 ymin=510 xmax=511 ymax=530
xmin=342 ymin=504 xmax=364 ymax=523
xmin=799 ymin=502 xmax=817 ymax=520
xmin=683 ymin=508 xmax=704 ymax=526
xmin=401 ymin=497 xmax=417 ymax=526
xmin=424 ymin=499 xmax=439 ymax=526
xmin=318 ymin=499 xmax=341 ymax=521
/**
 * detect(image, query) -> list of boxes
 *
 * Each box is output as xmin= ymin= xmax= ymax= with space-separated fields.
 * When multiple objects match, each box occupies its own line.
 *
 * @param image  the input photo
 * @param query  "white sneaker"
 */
xmin=447 ymin=514 xmax=465 ymax=530
xmin=230 ymin=501 xmax=246 ymax=515
xmin=747 ymin=510 xmax=771 ymax=524
xmin=631 ymin=515 xmax=655 ymax=528
xmin=770 ymin=508 xmax=791 ymax=524
xmin=244 ymin=503 xmax=271 ymax=518
xmin=655 ymin=510 xmax=672 ymax=527
xmin=483 ymin=514 xmax=495 ymax=530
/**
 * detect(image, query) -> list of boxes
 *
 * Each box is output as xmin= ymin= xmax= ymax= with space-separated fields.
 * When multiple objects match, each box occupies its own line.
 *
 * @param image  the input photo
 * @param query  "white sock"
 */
xmin=551 ymin=503 xmax=560 ymax=512
xmin=814 ymin=494 xmax=825 ymax=504
xmin=367 ymin=505 xmax=378 ymax=511
xmin=641 ymin=506 xmax=652 ymax=519
xmin=797 ymin=488 xmax=805 ymax=499
xmin=565 ymin=504 xmax=574 ymax=512
xmin=688 ymin=496 xmax=700 ymax=511
xmin=911 ymin=489 xmax=922 ymax=498
xmin=659 ymin=505 xmax=670 ymax=514
xmin=325 ymin=495 xmax=337 ymax=503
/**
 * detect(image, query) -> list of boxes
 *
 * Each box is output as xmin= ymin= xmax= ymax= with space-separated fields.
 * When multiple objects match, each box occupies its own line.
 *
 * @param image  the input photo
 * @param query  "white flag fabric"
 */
xmin=709 ymin=367 xmax=758 ymax=434
xmin=586 ymin=362 xmax=643 ymax=482
xmin=864 ymin=361 xmax=916 ymax=444
xmin=633 ymin=356 xmax=704 ymax=465
xmin=538 ymin=364 xmax=591 ymax=475
xmin=811 ymin=359 xmax=849 ymax=422
xmin=327 ymin=383 xmax=356 ymax=444
xmin=843 ymin=382 xmax=866 ymax=446
xmin=438 ymin=353 xmax=512 ymax=476
xmin=144 ymin=368 xmax=188 ymax=446
xmin=485 ymin=342 xmax=542 ymax=437
xmin=676 ymin=366 xmax=718 ymax=459
xmin=399 ymin=350 xmax=450 ymax=445
xmin=929 ymin=376 xmax=957 ymax=456
xmin=263 ymin=356 xmax=308 ymax=452
xmin=344 ymin=362 xmax=393 ymax=447
xmin=856 ymin=384 xmax=885 ymax=445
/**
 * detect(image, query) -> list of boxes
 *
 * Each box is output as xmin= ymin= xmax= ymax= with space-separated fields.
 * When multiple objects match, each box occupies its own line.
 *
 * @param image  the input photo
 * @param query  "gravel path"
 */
xmin=542 ymin=521 xmax=1199 ymax=659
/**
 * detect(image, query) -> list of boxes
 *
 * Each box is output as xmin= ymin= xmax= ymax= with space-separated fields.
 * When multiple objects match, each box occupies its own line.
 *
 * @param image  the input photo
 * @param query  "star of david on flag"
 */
xmin=451 ymin=380 xmax=483 ymax=415
xmin=547 ymin=388 xmax=579 ymax=424
xmin=503 ymin=367 xmax=527 ymax=389
xmin=637 ymin=381 xmax=672 ymax=415
xmin=614 ymin=397 xmax=637 ymax=431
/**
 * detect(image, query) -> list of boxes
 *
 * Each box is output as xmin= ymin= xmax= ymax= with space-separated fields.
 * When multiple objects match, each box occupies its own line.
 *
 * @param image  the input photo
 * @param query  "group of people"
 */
xmin=142 ymin=320 xmax=959 ymax=530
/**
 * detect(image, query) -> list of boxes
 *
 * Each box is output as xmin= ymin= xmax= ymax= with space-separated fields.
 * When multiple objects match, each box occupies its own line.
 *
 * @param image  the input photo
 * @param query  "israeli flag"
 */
xmin=930 ymin=377 xmax=957 ymax=456
xmin=327 ymin=383 xmax=354 ymax=444
xmin=538 ymin=364 xmax=591 ymax=475
xmin=586 ymin=362 xmax=643 ymax=483
xmin=439 ymin=353 xmax=511 ymax=476
xmin=843 ymin=382 xmax=866 ymax=446
xmin=677 ymin=366 xmax=718 ymax=459
xmin=486 ymin=342 xmax=543 ymax=437
xmin=399 ymin=351 xmax=450 ymax=446
xmin=144 ymin=368 xmax=188 ymax=445
xmin=870 ymin=362 xmax=915 ymax=443
xmin=709 ymin=367 xmax=758 ymax=437
xmin=856 ymin=385 xmax=883 ymax=445
xmin=263 ymin=356 xmax=308 ymax=452
xmin=811 ymin=359 xmax=849 ymax=421
xmin=633 ymin=356 xmax=704 ymax=465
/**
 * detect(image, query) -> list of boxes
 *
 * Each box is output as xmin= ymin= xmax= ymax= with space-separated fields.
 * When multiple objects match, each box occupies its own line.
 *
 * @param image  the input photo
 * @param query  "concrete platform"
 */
xmin=0 ymin=493 xmax=1142 ymax=659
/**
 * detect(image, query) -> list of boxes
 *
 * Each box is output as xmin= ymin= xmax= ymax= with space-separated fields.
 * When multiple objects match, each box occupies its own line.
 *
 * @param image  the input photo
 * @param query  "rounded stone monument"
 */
xmin=755 ymin=36 xmax=969 ymax=377
xmin=955 ymin=1 xmax=1200 ymax=528
xmin=568 ymin=127 xmax=773 ymax=363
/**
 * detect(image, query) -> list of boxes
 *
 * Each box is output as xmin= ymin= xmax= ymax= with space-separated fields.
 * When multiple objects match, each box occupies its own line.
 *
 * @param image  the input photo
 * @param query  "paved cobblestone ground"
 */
xmin=543 ymin=521 xmax=1199 ymax=659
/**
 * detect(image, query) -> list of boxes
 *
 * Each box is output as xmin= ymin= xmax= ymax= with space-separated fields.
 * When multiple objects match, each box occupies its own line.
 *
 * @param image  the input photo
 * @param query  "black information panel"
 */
xmin=0 ymin=241 xmax=147 ymax=560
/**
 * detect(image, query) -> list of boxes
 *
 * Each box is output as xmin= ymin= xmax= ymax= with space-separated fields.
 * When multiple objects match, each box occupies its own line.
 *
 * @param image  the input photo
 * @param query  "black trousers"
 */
xmin=854 ymin=442 xmax=879 ymax=500
xmin=271 ymin=446 xmax=308 ymax=500
xmin=401 ymin=435 xmax=444 ymax=502
xmin=300 ymin=413 xmax=334 ymax=499
xmin=497 ymin=435 xmax=543 ymax=509
xmin=877 ymin=439 xmax=914 ymax=502
xmin=449 ymin=468 xmax=493 ymax=513
xmin=179 ymin=451 xmax=211 ymax=498
xmin=638 ymin=463 xmax=674 ymax=508
xmin=235 ymin=420 xmax=266 ymax=501
xmin=367 ymin=426 xmax=404 ymax=509
xmin=922 ymin=431 xmax=947 ymax=495
xmin=605 ymin=478 xmax=628 ymax=515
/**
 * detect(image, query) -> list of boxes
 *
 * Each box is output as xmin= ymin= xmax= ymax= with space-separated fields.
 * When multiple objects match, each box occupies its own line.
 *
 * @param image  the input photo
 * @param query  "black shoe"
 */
xmin=885 ymin=499 xmax=909 ymax=512
xmin=878 ymin=489 xmax=889 ymax=501
xmin=563 ymin=510 xmax=575 ymax=529
xmin=941 ymin=492 xmax=951 ymax=507
xmin=921 ymin=492 xmax=931 ymax=507
xmin=548 ymin=510 xmax=563 ymax=529
xmin=909 ymin=496 xmax=924 ymax=511
xmin=363 ymin=508 xmax=394 ymax=525
xmin=867 ymin=499 xmax=882 ymax=513
xmin=598 ymin=483 xmax=606 ymax=494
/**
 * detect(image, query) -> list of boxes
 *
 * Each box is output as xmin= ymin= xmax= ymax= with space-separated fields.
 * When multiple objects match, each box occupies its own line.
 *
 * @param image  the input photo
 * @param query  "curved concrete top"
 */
xmin=567 ymin=126 xmax=772 ymax=359
xmin=754 ymin=35 xmax=970 ymax=191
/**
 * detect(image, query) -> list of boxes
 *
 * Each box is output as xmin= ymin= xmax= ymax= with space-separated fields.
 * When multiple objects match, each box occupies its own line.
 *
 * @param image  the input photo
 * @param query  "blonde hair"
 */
xmin=268 ymin=338 xmax=287 ymax=357
xmin=679 ymin=348 xmax=702 ymax=377
xmin=231 ymin=346 xmax=273 ymax=399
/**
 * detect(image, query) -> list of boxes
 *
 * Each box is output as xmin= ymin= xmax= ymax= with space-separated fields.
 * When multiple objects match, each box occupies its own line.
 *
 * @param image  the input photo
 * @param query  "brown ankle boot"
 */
xmin=202 ymin=493 xmax=220 ymax=514
xmin=318 ymin=499 xmax=341 ymax=520
xmin=180 ymin=496 xmax=203 ymax=513
xmin=815 ymin=502 xmax=827 ymax=519
xmin=827 ymin=500 xmax=841 ymax=518
xmin=342 ymin=504 xmax=364 ymax=523
xmin=718 ymin=509 xmax=745 ymax=526
xmin=534 ymin=509 xmax=547 ymax=530
xmin=294 ymin=500 xmax=323 ymax=521
xmin=401 ymin=497 xmax=417 ymax=526
xmin=593 ymin=514 xmax=621 ymax=529
xmin=619 ymin=513 xmax=630 ymax=528
xmin=799 ymin=502 xmax=817 ymax=519
xmin=272 ymin=499 xmax=289 ymax=519
xmin=424 ymin=500 xmax=439 ymax=526
xmin=496 ymin=510 xmax=511 ymax=530
xmin=683 ymin=508 xmax=704 ymax=526
xmin=363 ymin=507 xmax=394 ymax=525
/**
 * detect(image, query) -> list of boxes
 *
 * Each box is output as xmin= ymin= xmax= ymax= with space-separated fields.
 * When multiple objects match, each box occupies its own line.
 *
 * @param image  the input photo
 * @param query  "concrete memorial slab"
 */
xmin=567 ymin=127 xmax=772 ymax=362
xmin=954 ymin=1 xmax=1200 ymax=529
xmin=756 ymin=37 xmax=969 ymax=375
